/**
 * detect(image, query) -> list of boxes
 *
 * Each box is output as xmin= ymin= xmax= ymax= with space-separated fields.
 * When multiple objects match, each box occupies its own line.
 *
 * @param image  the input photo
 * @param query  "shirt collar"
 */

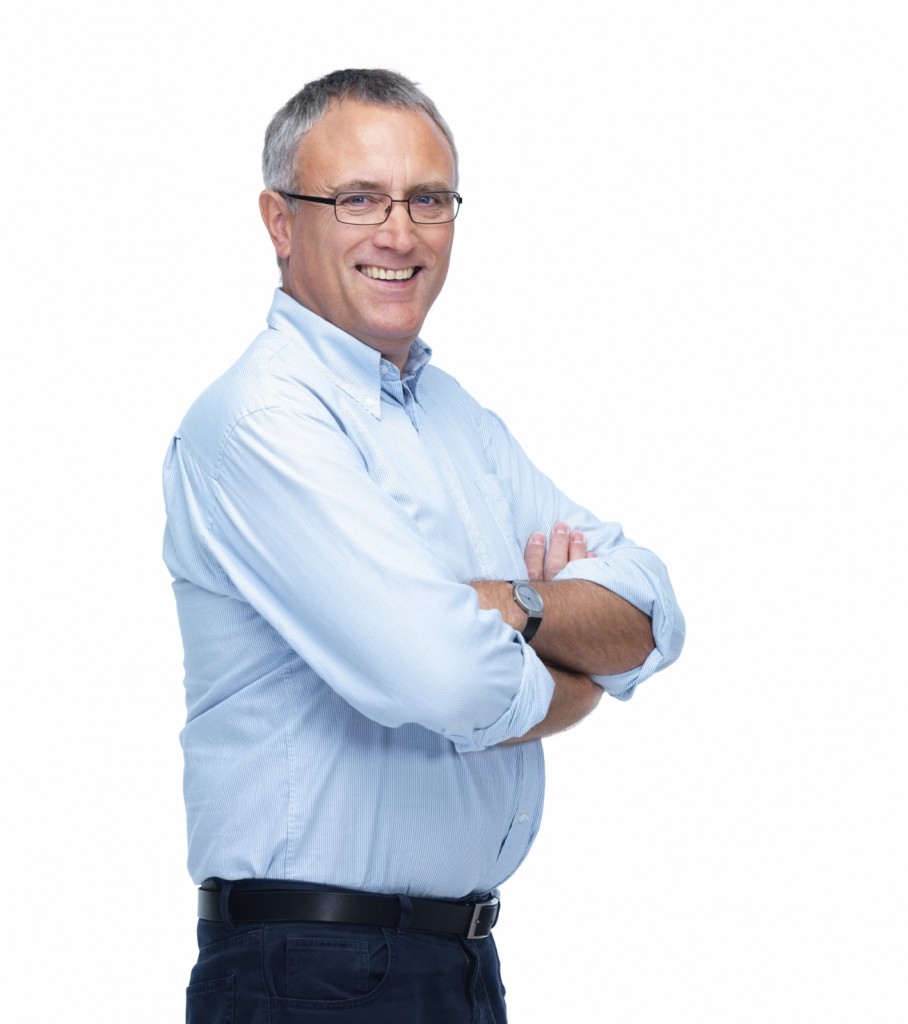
xmin=266 ymin=289 xmax=432 ymax=418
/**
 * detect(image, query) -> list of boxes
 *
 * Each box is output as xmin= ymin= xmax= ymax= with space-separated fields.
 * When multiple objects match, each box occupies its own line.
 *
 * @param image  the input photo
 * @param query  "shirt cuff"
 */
xmin=555 ymin=553 xmax=685 ymax=700
xmin=452 ymin=639 xmax=555 ymax=753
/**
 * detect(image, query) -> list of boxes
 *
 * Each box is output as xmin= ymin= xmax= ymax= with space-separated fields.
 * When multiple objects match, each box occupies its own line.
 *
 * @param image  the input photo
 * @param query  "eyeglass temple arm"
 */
xmin=279 ymin=193 xmax=336 ymax=206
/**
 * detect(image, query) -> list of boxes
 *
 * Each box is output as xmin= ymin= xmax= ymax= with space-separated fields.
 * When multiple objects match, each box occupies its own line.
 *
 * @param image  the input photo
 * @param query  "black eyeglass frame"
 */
xmin=278 ymin=190 xmax=463 ymax=225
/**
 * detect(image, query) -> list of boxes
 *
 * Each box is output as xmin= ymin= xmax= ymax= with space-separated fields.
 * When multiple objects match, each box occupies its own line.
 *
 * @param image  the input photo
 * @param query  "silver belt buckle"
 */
xmin=466 ymin=896 xmax=500 ymax=939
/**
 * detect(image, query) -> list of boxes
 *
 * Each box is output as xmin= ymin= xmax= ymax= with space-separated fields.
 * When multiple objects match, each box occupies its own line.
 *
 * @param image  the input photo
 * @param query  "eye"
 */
xmin=408 ymin=192 xmax=459 ymax=222
xmin=410 ymin=193 xmax=441 ymax=207
xmin=336 ymin=192 xmax=385 ymax=212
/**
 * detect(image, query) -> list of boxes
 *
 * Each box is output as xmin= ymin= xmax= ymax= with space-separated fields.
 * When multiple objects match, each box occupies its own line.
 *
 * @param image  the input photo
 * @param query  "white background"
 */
xmin=3 ymin=2 xmax=905 ymax=1021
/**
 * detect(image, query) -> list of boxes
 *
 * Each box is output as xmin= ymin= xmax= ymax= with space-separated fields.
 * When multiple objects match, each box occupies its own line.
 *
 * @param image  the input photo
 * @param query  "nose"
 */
xmin=373 ymin=200 xmax=418 ymax=250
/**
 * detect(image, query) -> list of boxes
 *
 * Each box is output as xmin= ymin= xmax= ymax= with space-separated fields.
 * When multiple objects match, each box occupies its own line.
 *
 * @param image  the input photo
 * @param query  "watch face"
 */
xmin=515 ymin=582 xmax=544 ymax=615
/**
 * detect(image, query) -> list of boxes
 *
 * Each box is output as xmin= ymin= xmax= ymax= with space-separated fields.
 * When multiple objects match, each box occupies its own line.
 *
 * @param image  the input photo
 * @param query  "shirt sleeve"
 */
xmin=478 ymin=408 xmax=686 ymax=700
xmin=164 ymin=402 xmax=555 ymax=752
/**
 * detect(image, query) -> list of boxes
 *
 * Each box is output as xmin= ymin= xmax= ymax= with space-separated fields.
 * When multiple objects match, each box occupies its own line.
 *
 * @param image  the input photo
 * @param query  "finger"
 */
xmin=523 ymin=531 xmax=546 ymax=581
xmin=544 ymin=523 xmax=571 ymax=579
xmin=569 ymin=530 xmax=588 ymax=563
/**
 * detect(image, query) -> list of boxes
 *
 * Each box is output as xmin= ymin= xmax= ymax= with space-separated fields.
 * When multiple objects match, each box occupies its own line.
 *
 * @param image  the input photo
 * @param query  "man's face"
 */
xmin=267 ymin=100 xmax=457 ymax=369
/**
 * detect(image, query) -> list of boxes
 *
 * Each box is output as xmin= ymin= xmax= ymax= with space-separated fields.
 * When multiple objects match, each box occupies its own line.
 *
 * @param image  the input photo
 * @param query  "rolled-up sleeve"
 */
xmin=555 ymin=550 xmax=685 ymax=699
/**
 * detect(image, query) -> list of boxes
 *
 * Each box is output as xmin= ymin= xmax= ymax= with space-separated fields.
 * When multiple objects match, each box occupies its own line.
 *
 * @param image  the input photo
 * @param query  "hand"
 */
xmin=523 ymin=523 xmax=593 ymax=581
xmin=470 ymin=524 xmax=595 ymax=634
xmin=521 ymin=523 xmax=654 ymax=675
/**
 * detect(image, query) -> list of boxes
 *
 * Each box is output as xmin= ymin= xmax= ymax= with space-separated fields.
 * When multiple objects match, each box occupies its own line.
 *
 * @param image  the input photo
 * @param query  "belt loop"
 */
xmin=218 ymin=879 xmax=235 ymax=929
xmin=396 ymin=893 xmax=413 ymax=932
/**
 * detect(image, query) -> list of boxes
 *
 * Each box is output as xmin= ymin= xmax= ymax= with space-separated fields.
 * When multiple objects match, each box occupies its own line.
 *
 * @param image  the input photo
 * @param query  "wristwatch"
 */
xmin=511 ymin=581 xmax=544 ymax=642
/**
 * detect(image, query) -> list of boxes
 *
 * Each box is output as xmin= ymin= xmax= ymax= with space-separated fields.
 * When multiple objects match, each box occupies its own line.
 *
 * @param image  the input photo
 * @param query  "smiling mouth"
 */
xmin=358 ymin=265 xmax=417 ymax=281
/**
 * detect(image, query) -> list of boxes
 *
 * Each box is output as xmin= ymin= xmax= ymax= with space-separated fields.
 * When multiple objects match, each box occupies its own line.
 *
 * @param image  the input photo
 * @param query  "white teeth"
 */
xmin=360 ymin=266 xmax=415 ymax=280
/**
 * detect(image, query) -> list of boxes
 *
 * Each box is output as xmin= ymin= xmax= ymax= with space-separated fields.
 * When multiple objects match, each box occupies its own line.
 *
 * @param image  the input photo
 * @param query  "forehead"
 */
xmin=294 ymin=99 xmax=456 ymax=189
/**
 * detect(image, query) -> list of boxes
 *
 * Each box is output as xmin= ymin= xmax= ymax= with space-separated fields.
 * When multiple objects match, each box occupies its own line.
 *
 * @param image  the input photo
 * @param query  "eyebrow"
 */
xmin=329 ymin=179 xmax=454 ymax=195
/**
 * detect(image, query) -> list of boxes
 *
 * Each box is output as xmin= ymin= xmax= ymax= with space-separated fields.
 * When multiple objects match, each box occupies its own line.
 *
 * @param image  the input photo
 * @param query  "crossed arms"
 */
xmin=472 ymin=523 xmax=656 ymax=744
xmin=168 ymin=375 xmax=684 ymax=752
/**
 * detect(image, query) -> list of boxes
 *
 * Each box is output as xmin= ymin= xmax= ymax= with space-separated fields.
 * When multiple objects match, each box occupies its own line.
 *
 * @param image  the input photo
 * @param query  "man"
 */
xmin=163 ymin=68 xmax=684 ymax=1023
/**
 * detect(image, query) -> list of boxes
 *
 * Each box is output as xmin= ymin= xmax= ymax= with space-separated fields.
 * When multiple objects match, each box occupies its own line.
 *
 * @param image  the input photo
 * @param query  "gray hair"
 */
xmin=262 ymin=68 xmax=459 ymax=206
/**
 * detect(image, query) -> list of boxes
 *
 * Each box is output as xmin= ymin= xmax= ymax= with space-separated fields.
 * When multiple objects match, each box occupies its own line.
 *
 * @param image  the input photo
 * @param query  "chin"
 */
xmin=366 ymin=318 xmax=424 ymax=346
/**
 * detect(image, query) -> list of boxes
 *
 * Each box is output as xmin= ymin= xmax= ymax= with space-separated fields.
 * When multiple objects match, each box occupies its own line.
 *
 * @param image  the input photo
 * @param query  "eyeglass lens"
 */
xmin=334 ymin=192 xmax=460 ymax=224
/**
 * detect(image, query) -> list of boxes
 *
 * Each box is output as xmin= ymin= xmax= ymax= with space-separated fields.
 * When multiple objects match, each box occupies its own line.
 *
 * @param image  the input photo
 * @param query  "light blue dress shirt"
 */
xmin=163 ymin=289 xmax=685 ymax=897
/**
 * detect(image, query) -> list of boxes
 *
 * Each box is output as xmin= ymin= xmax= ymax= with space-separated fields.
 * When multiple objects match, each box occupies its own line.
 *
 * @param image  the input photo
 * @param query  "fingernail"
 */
xmin=531 ymin=532 xmax=546 ymax=545
xmin=571 ymin=531 xmax=585 ymax=543
xmin=554 ymin=523 xmax=569 ymax=535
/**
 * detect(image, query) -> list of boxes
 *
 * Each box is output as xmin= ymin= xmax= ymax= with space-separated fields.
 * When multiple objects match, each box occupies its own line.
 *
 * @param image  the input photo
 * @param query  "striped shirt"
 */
xmin=162 ymin=289 xmax=685 ymax=897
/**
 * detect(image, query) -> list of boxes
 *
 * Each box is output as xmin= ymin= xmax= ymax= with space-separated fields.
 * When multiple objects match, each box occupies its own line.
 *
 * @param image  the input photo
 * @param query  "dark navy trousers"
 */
xmin=187 ymin=913 xmax=509 ymax=1022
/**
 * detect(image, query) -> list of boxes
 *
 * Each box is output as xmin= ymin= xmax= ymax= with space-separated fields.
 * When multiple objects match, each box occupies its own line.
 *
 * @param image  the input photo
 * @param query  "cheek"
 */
xmin=302 ymin=243 xmax=349 ymax=292
xmin=430 ymin=242 xmax=454 ymax=290
xmin=436 ymin=233 xmax=455 ymax=270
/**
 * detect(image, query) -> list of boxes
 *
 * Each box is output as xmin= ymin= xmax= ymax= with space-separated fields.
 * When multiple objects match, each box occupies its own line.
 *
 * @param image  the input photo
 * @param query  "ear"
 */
xmin=259 ymin=190 xmax=293 ymax=261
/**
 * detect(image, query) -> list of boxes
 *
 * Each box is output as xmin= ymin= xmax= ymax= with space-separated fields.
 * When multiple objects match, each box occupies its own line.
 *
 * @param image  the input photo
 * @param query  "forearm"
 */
xmin=532 ymin=579 xmax=654 ymax=676
xmin=470 ymin=577 xmax=654 ymax=677
xmin=499 ymin=664 xmax=602 ymax=744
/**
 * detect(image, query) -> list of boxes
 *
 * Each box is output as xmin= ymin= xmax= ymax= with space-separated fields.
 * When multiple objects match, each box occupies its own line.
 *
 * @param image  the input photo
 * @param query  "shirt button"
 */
xmin=517 ymin=813 xmax=530 ymax=824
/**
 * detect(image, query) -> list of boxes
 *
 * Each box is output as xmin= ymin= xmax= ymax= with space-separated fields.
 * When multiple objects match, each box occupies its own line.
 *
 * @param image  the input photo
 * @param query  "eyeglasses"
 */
xmin=279 ymin=190 xmax=462 ymax=225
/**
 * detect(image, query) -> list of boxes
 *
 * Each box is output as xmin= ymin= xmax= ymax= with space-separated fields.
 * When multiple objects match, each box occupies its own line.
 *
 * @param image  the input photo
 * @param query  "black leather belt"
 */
xmin=198 ymin=881 xmax=501 ymax=940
